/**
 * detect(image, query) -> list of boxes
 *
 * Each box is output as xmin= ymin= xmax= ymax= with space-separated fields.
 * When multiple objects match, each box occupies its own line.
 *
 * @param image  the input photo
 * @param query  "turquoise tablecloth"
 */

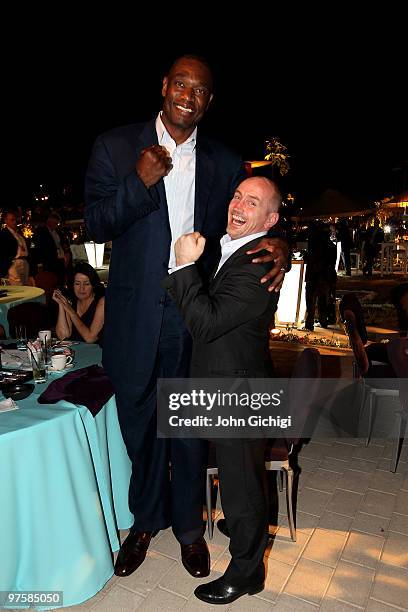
xmin=0 ymin=343 xmax=132 ymax=609
xmin=0 ymin=286 xmax=46 ymax=337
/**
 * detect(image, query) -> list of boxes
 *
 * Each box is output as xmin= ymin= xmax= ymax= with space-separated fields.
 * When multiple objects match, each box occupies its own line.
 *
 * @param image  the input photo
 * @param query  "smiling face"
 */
xmin=73 ymin=273 xmax=94 ymax=302
xmin=227 ymin=177 xmax=280 ymax=240
xmin=161 ymin=57 xmax=213 ymax=144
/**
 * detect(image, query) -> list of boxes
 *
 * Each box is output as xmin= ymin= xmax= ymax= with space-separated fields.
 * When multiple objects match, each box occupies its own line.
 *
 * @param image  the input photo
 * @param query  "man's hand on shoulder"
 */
xmin=246 ymin=237 xmax=289 ymax=292
xmin=175 ymin=232 xmax=206 ymax=266
xmin=136 ymin=145 xmax=173 ymax=188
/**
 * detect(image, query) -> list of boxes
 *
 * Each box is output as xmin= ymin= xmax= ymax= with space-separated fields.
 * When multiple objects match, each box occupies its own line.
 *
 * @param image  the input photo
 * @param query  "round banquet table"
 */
xmin=0 ymin=343 xmax=132 ymax=609
xmin=0 ymin=286 xmax=45 ymax=337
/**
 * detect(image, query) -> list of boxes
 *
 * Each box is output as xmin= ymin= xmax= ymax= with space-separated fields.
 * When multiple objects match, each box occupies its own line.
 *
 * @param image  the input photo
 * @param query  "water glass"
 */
xmin=28 ymin=349 xmax=47 ymax=384
xmin=16 ymin=325 xmax=27 ymax=351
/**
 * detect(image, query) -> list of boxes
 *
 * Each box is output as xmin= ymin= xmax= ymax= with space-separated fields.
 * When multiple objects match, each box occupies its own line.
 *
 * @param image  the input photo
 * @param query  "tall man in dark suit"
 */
xmin=164 ymin=176 xmax=281 ymax=605
xmin=85 ymin=55 xmax=288 ymax=579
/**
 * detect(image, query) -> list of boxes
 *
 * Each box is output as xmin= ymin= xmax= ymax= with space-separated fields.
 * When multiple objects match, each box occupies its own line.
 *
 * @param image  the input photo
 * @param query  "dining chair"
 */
xmin=386 ymin=337 xmax=408 ymax=472
xmin=206 ymin=348 xmax=322 ymax=543
xmin=7 ymin=302 xmax=52 ymax=340
xmin=342 ymin=306 xmax=399 ymax=456
xmin=34 ymin=270 xmax=59 ymax=306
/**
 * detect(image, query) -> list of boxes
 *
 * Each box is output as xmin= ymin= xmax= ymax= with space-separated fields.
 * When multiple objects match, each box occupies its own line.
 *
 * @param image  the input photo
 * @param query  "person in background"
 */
xmin=0 ymin=210 xmax=33 ymax=285
xmin=362 ymin=218 xmax=384 ymax=277
xmin=33 ymin=212 xmax=67 ymax=284
xmin=304 ymin=223 xmax=337 ymax=331
xmin=85 ymin=54 xmax=289 ymax=580
xmin=52 ymin=262 xmax=104 ymax=344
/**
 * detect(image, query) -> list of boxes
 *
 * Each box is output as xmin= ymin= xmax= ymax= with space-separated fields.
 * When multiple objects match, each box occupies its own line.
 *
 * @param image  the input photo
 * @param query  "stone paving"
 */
xmin=61 ymin=437 xmax=408 ymax=611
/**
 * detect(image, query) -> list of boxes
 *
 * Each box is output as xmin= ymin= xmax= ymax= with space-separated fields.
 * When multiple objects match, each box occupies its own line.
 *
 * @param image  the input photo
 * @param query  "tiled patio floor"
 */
xmin=62 ymin=438 xmax=408 ymax=611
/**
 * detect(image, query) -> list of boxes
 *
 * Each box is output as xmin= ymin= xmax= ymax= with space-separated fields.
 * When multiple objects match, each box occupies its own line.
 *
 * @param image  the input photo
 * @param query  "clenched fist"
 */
xmin=175 ymin=232 xmax=206 ymax=266
xmin=136 ymin=145 xmax=173 ymax=188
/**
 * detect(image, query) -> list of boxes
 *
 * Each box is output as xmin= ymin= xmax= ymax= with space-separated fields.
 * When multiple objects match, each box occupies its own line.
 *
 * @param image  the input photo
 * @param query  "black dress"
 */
xmin=70 ymin=297 xmax=103 ymax=346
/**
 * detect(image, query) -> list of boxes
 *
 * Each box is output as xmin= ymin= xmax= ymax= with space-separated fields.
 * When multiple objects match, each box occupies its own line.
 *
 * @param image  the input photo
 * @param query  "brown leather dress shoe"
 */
xmin=114 ymin=530 xmax=152 ymax=577
xmin=180 ymin=536 xmax=210 ymax=577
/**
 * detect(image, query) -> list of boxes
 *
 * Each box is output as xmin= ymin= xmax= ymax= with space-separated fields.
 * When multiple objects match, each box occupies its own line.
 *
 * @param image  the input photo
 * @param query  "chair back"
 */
xmin=339 ymin=293 xmax=368 ymax=345
xmin=343 ymin=309 xmax=369 ymax=377
xmin=7 ymin=302 xmax=52 ymax=340
xmin=287 ymin=347 xmax=322 ymax=448
xmin=35 ymin=271 xmax=58 ymax=305
xmin=387 ymin=338 xmax=408 ymax=410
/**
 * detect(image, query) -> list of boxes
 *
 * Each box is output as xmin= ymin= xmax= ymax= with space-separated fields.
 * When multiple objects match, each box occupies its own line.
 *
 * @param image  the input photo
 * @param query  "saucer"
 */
xmin=48 ymin=363 xmax=74 ymax=372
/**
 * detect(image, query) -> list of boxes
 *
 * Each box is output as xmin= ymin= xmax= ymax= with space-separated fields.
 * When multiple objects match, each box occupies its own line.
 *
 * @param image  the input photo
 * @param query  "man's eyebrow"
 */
xmin=171 ymin=72 xmax=210 ymax=87
xmin=246 ymin=193 xmax=261 ymax=201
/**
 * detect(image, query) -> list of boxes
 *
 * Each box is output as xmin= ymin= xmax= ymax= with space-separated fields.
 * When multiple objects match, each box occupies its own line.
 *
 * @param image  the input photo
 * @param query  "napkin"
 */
xmin=37 ymin=365 xmax=114 ymax=417
xmin=0 ymin=397 xmax=18 ymax=413
xmin=0 ymin=349 xmax=31 ymax=370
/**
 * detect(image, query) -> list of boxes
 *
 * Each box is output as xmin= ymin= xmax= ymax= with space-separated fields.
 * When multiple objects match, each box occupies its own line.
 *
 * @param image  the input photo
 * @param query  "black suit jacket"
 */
xmin=33 ymin=226 xmax=63 ymax=273
xmin=163 ymin=239 xmax=279 ymax=378
xmin=85 ymin=117 xmax=247 ymax=394
xmin=0 ymin=228 xmax=18 ymax=276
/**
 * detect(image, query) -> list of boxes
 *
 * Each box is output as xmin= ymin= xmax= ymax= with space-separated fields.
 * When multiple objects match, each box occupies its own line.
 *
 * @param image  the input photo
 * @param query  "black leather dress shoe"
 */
xmin=180 ymin=536 xmax=210 ymax=577
xmin=216 ymin=518 xmax=230 ymax=538
xmin=194 ymin=576 xmax=264 ymax=604
xmin=114 ymin=530 xmax=152 ymax=577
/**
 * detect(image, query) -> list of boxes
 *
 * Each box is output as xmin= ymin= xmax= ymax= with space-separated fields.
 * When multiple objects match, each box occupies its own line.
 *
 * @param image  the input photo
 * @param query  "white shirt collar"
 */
xmin=220 ymin=231 xmax=268 ymax=253
xmin=156 ymin=112 xmax=197 ymax=152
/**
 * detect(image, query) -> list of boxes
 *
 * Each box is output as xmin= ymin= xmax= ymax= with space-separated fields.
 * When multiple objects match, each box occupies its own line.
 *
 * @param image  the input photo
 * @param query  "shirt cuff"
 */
xmin=168 ymin=262 xmax=195 ymax=274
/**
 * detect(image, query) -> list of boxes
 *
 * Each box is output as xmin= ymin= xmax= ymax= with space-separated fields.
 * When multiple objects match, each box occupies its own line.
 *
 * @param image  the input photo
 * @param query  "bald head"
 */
xmin=227 ymin=177 xmax=280 ymax=240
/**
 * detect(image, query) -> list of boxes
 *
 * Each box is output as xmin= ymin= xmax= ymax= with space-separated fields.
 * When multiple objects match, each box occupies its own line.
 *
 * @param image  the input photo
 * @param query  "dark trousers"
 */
xmin=116 ymin=296 xmax=208 ymax=544
xmin=305 ymin=280 xmax=330 ymax=329
xmin=216 ymin=440 xmax=268 ymax=585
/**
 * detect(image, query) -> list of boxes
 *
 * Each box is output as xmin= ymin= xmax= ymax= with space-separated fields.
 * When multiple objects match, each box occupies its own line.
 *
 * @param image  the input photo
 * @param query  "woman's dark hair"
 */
xmin=68 ymin=262 xmax=105 ymax=300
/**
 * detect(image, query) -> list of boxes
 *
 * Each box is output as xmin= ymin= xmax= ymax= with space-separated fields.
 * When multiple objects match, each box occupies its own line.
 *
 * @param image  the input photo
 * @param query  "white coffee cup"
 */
xmin=51 ymin=353 xmax=73 ymax=371
xmin=38 ymin=330 xmax=52 ymax=345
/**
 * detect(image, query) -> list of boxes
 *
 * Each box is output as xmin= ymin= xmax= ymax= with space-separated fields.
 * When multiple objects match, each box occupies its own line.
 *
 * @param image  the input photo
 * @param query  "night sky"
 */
xmin=5 ymin=20 xmax=407 ymax=210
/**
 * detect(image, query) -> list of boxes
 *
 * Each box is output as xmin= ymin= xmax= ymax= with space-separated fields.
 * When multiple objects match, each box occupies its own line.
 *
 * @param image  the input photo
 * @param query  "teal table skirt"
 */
xmin=0 ymin=344 xmax=132 ymax=609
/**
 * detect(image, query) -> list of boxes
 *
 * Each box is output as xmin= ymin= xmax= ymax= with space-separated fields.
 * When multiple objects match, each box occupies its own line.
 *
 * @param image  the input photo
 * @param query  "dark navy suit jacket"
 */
xmin=85 ymin=118 xmax=246 ymax=395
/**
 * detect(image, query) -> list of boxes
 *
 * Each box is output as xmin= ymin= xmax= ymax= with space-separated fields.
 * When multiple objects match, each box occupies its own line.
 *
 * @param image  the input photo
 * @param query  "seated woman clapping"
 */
xmin=53 ymin=262 xmax=105 ymax=344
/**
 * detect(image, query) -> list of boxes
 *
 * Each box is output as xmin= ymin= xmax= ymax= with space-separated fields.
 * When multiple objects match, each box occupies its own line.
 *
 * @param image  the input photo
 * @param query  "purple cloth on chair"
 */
xmin=37 ymin=365 xmax=115 ymax=417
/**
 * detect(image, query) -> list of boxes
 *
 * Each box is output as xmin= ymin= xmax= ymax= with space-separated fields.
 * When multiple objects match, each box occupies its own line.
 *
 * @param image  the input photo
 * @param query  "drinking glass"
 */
xmin=28 ymin=349 xmax=47 ymax=384
xmin=16 ymin=325 xmax=27 ymax=350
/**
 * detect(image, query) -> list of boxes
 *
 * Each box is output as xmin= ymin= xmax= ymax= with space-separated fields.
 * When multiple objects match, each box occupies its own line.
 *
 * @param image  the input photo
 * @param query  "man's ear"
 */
xmin=264 ymin=212 xmax=279 ymax=230
xmin=161 ymin=77 xmax=168 ymax=98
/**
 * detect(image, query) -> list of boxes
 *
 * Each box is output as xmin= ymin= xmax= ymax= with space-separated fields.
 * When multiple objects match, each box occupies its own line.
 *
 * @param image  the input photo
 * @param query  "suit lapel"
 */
xmin=210 ymin=237 xmax=262 ymax=290
xmin=194 ymin=138 xmax=215 ymax=232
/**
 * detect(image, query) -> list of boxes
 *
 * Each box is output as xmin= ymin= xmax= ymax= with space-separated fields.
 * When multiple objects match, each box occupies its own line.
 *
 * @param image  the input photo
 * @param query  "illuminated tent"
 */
xmin=299 ymin=189 xmax=374 ymax=220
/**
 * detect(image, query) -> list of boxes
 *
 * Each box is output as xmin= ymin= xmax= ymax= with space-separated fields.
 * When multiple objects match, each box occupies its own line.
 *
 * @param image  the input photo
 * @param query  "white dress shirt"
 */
xmin=156 ymin=113 xmax=196 ymax=269
xmin=7 ymin=226 xmax=28 ymax=258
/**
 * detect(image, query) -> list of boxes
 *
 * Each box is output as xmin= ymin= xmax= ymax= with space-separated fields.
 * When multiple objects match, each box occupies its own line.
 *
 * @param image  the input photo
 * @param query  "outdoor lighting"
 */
xmin=276 ymin=261 xmax=307 ymax=326
xmin=85 ymin=242 xmax=105 ymax=268
xmin=384 ymin=225 xmax=391 ymax=233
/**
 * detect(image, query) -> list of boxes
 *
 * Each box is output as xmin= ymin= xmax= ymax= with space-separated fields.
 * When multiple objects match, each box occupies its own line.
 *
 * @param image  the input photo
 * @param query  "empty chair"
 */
xmin=342 ymin=306 xmax=399 ymax=456
xmin=7 ymin=302 xmax=52 ymax=340
xmin=206 ymin=348 xmax=321 ymax=543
